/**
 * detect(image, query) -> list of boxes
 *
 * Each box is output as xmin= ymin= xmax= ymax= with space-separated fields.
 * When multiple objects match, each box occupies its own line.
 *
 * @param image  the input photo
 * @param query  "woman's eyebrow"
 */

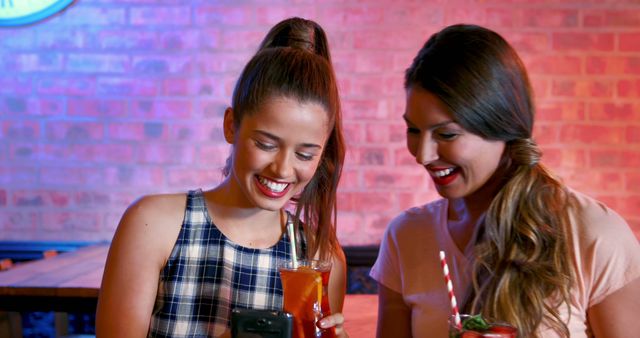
xmin=402 ymin=115 xmax=454 ymax=130
xmin=402 ymin=114 xmax=416 ymax=126
xmin=253 ymin=129 xmax=322 ymax=149
xmin=253 ymin=129 xmax=279 ymax=140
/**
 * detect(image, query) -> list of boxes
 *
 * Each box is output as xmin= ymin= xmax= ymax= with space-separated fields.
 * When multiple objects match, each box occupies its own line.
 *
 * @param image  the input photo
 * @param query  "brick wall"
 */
xmin=1 ymin=0 xmax=639 ymax=244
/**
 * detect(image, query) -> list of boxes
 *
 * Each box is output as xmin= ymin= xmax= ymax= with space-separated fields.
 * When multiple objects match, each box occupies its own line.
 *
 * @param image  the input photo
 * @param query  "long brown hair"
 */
xmin=222 ymin=17 xmax=342 ymax=260
xmin=405 ymin=24 xmax=574 ymax=337
xmin=227 ymin=47 xmax=344 ymax=261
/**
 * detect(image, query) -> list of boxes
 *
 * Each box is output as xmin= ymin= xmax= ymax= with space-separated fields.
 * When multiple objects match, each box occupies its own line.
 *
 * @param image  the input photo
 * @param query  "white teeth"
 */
xmin=432 ymin=168 xmax=454 ymax=177
xmin=258 ymin=176 xmax=288 ymax=193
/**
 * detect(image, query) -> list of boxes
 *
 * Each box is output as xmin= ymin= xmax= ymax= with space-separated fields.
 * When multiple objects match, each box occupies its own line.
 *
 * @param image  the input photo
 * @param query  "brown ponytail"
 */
xmin=258 ymin=17 xmax=332 ymax=63
xmin=468 ymin=139 xmax=574 ymax=337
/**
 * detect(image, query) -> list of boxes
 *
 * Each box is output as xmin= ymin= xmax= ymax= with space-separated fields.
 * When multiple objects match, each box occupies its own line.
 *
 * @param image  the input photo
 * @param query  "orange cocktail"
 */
xmin=279 ymin=260 xmax=335 ymax=338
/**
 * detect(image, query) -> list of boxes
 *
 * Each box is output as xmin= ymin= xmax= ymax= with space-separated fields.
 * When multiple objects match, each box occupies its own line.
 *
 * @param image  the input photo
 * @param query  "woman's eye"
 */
xmin=296 ymin=152 xmax=314 ymax=161
xmin=406 ymin=127 xmax=420 ymax=134
xmin=255 ymin=140 xmax=276 ymax=150
xmin=437 ymin=132 xmax=458 ymax=140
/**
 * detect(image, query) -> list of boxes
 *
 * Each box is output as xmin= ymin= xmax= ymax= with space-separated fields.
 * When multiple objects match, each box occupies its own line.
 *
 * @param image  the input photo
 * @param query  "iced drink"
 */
xmin=449 ymin=314 xmax=517 ymax=338
xmin=279 ymin=260 xmax=335 ymax=338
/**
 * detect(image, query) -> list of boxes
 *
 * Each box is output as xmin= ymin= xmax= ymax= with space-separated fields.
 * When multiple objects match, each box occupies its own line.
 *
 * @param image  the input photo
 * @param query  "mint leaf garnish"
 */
xmin=462 ymin=314 xmax=490 ymax=331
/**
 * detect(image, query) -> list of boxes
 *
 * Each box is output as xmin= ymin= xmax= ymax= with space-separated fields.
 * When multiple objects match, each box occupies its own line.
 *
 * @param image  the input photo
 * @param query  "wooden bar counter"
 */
xmin=0 ymin=242 xmax=378 ymax=336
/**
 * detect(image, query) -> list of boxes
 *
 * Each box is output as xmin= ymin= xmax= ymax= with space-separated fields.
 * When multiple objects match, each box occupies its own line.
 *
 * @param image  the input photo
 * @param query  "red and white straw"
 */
xmin=439 ymin=250 xmax=461 ymax=329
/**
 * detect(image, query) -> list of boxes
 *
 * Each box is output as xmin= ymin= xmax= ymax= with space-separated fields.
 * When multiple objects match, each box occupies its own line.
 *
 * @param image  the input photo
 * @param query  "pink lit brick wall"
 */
xmin=1 ymin=0 xmax=639 ymax=244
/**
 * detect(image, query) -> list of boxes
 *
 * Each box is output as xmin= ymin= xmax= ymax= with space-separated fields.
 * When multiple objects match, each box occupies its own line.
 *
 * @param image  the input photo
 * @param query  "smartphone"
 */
xmin=231 ymin=308 xmax=293 ymax=338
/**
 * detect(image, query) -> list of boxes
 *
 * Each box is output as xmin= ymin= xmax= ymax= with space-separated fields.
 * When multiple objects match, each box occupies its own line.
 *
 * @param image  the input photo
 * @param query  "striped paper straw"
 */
xmin=439 ymin=250 xmax=461 ymax=329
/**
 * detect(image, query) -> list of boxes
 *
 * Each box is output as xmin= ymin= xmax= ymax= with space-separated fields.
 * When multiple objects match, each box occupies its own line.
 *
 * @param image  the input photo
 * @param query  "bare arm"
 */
xmin=377 ymin=283 xmax=412 ymax=338
xmin=96 ymin=195 xmax=183 ymax=338
xmin=328 ymin=245 xmax=347 ymax=313
xmin=588 ymin=277 xmax=640 ymax=338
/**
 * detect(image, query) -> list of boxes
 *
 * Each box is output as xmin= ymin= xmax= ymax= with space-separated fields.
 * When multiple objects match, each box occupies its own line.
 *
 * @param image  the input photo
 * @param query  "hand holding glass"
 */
xmin=279 ymin=259 xmax=335 ymax=338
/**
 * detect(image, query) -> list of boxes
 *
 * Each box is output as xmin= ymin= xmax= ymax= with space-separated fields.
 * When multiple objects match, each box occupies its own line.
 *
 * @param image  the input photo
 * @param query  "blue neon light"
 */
xmin=0 ymin=0 xmax=75 ymax=27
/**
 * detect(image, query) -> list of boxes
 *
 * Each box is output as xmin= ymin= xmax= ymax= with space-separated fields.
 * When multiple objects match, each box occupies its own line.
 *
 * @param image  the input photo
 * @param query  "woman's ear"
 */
xmin=223 ymin=107 xmax=235 ymax=144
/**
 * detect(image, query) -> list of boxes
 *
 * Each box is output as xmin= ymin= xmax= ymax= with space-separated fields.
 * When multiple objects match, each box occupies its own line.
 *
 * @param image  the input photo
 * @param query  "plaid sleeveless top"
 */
xmin=148 ymin=189 xmax=304 ymax=337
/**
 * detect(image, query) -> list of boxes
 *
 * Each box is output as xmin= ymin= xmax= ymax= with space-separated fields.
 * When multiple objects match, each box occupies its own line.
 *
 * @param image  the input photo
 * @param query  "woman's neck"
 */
xmin=447 ymin=165 xmax=509 ymax=251
xmin=463 ymin=161 xmax=511 ymax=216
xmin=203 ymin=180 xmax=285 ymax=248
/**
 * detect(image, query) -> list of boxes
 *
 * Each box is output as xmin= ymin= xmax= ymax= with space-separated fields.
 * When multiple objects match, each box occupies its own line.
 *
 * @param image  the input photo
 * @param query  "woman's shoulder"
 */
xmin=567 ymin=189 xmax=629 ymax=235
xmin=385 ymin=198 xmax=448 ymax=236
xmin=105 ymin=191 xmax=191 ymax=277
xmin=125 ymin=192 xmax=188 ymax=221
xmin=393 ymin=198 xmax=447 ymax=222
xmin=138 ymin=191 xmax=189 ymax=208
xmin=567 ymin=188 xmax=640 ymax=264
xmin=566 ymin=189 xmax=640 ymax=305
xmin=116 ymin=192 xmax=189 ymax=247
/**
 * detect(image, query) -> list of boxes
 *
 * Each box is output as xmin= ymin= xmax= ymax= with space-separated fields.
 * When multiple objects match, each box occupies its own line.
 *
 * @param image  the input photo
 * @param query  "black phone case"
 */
xmin=231 ymin=308 xmax=293 ymax=338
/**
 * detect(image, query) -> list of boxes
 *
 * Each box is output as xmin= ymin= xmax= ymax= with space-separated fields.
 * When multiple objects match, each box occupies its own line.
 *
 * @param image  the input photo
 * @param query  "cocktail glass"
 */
xmin=279 ymin=259 xmax=335 ymax=338
xmin=449 ymin=314 xmax=517 ymax=338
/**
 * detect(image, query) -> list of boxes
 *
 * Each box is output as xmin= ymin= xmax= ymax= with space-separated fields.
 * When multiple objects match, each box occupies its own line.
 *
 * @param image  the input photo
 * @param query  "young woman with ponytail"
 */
xmin=97 ymin=18 xmax=348 ymax=337
xmin=370 ymin=24 xmax=640 ymax=337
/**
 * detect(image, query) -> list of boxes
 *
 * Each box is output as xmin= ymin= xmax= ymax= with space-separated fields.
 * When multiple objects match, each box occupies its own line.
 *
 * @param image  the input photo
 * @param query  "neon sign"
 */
xmin=0 ymin=0 xmax=74 ymax=27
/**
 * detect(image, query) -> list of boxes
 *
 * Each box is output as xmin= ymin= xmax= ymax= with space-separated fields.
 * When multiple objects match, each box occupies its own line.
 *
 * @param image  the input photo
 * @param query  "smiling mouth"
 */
xmin=428 ymin=167 xmax=459 ymax=185
xmin=431 ymin=167 xmax=455 ymax=178
xmin=257 ymin=176 xmax=289 ymax=193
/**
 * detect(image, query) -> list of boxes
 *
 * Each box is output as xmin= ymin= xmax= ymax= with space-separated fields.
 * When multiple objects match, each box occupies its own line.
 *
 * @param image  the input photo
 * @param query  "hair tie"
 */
xmin=510 ymin=138 xmax=540 ymax=167
xmin=287 ymin=36 xmax=315 ymax=52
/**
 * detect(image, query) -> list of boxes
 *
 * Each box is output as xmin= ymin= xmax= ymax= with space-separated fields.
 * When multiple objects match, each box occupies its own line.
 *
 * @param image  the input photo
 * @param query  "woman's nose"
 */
xmin=272 ymin=151 xmax=294 ymax=177
xmin=415 ymin=135 xmax=438 ymax=165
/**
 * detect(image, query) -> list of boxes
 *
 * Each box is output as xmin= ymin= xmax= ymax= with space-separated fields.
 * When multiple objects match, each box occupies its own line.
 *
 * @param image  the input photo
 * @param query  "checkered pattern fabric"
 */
xmin=148 ymin=189 xmax=304 ymax=337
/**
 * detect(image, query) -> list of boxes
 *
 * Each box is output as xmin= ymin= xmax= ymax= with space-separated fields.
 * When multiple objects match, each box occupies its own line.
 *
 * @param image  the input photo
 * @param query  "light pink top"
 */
xmin=370 ymin=190 xmax=640 ymax=337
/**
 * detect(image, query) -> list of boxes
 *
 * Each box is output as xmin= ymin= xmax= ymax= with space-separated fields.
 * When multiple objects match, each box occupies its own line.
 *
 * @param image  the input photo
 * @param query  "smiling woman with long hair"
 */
xmin=370 ymin=24 xmax=640 ymax=338
xmin=96 ymin=18 xmax=348 ymax=338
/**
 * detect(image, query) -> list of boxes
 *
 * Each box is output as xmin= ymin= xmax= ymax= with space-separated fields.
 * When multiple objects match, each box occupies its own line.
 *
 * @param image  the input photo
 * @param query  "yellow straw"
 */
xmin=315 ymin=275 xmax=322 ymax=306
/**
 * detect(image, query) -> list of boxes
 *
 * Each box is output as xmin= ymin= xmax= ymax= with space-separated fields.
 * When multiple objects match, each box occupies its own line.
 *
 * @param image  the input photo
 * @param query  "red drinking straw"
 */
xmin=440 ymin=250 xmax=461 ymax=329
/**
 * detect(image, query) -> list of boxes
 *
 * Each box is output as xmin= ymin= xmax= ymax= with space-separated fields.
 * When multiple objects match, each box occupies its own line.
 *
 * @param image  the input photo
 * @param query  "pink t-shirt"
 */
xmin=370 ymin=191 xmax=640 ymax=337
